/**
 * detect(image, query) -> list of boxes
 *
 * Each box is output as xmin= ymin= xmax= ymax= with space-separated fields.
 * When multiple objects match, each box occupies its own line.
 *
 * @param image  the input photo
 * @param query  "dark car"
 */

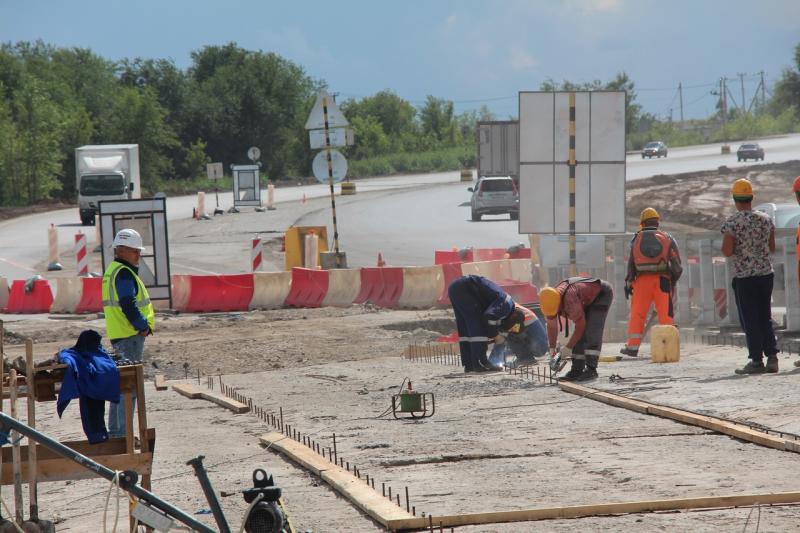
xmin=737 ymin=143 xmax=765 ymax=162
xmin=642 ymin=141 xmax=668 ymax=159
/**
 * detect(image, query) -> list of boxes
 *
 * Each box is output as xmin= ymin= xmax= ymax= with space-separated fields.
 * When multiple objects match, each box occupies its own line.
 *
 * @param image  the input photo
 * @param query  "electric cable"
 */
xmin=0 ymin=494 xmax=24 ymax=533
xmin=102 ymin=470 xmax=121 ymax=533
xmin=237 ymin=492 xmax=264 ymax=533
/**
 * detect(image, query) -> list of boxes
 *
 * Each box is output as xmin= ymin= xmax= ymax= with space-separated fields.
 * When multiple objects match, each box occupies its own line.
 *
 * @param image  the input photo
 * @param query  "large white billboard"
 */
xmin=518 ymin=91 xmax=626 ymax=234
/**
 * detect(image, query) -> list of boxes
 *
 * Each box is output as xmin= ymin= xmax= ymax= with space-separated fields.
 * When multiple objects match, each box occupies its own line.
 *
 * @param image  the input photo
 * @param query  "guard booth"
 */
xmin=98 ymin=197 xmax=172 ymax=309
xmin=232 ymin=164 xmax=262 ymax=209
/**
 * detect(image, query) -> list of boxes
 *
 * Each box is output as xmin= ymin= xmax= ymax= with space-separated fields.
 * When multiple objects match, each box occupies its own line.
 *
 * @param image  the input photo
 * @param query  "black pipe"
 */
xmin=187 ymin=456 xmax=231 ymax=533
xmin=0 ymin=412 xmax=217 ymax=533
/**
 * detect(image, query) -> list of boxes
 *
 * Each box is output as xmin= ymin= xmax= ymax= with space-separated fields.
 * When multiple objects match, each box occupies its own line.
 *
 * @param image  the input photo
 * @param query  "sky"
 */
xmin=1 ymin=0 xmax=799 ymax=120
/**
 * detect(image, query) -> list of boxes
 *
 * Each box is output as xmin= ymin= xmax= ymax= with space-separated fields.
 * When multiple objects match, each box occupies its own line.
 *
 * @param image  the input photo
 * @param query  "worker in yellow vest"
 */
xmin=102 ymin=228 xmax=154 ymax=438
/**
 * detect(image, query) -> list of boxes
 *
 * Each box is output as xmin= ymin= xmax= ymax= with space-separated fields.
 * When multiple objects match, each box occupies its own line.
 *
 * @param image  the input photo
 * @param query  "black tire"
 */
xmin=471 ymin=211 xmax=481 ymax=222
xmin=641 ymin=154 xmax=645 ymax=159
xmin=510 ymin=212 xmax=519 ymax=221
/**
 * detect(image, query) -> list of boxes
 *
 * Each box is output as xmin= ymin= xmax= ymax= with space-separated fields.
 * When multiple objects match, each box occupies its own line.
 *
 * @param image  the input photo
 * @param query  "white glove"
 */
xmin=561 ymin=346 xmax=573 ymax=358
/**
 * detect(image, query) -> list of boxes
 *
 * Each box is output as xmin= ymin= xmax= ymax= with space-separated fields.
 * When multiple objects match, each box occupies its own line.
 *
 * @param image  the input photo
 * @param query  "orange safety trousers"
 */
xmin=626 ymin=274 xmax=674 ymax=347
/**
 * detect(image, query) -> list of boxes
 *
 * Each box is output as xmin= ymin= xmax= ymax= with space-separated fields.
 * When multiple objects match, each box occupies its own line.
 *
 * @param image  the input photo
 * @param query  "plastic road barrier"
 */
xmin=250 ymin=271 xmax=292 ymax=310
xmin=322 ymin=269 xmax=362 ymax=307
xmin=50 ymin=278 xmax=82 ymax=314
xmin=251 ymin=237 xmax=263 ymax=272
xmin=397 ymin=266 xmax=444 ymax=309
xmin=434 ymin=249 xmax=473 ymax=265
xmin=6 ymin=279 xmax=54 ymax=314
xmin=284 ymin=268 xmax=329 ymax=308
xmin=508 ymin=259 xmax=532 ymax=283
xmin=0 ymin=277 xmax=8 ymax=311
xmin=173 ymin=274 xmax=254 ymax=313
xmin=437 ymin=263 xmax=464 ymax=306
xmin=355 ymin=267 xmax=404 ymax=308
xmin=75 ymin=277 xmax=103 ymax=313
xmin=74 ymin=233 xmax=89 ymax=275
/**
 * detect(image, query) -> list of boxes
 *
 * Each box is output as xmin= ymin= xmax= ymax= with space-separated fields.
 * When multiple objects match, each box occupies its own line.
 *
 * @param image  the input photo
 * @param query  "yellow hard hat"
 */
xmin=732 ymin=178 xmax=753 ymax=201
xmin=539 ymin=287 xmax=561 ymax=318
xmin=640 ymin=207 xmax=660 ymax=223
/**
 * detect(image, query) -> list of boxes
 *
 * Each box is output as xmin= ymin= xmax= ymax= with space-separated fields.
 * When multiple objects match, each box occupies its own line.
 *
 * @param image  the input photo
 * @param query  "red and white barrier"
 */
xmin=46 ymin=224 xmax=62 ymax=271
xmin=6 ymin=279 xmax=53 ymax=314
xmin=252 ymin=237 xmax=263 ymax=272
xmin=354 ymin=267 xmax=404 ymax=308
xmin=267 ymin=183 xmax=275 ymax=209
xmin=397 ymin=266 xmax=444 ymax=309
xmin=322 ymin=269 xmax=362 ymax=307
xmin=508 ymin=259 xmax=532 ymax=283
xmin=250 ymin=271 xmax=292 ymax=310
xmin=50 ymin=277 xmax=102 ymax=314
xmin=284 ymin=268 xmax=329 ymax=308
xmin=172 ymin=274 xmax=254 ymax=313
xmin=74 ymin=233 xmax=89 ymax=275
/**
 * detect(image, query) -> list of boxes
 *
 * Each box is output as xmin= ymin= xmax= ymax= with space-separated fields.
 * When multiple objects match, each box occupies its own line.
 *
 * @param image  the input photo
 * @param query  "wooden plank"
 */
xmin=198 ymin=390 xmax=249 ymax=414
xmin=25 ymin=339 xmax=38 ymax=520
xmin=0 ymin=453 xmax=153 ymax=485
xmin=172 ymin=383 xmax=203 ymax=399
xmin=259 ymin=432 xmax=413 ymax=527
xmin=386 ymin=491 xmax=800 ymax=530
xmin=9 ymin=368 xmax=23 ymax=523
xmin=559 ymin=382 xmax=791 ymax=452
xmin=153 ymin=374 xmax=167 ymax=391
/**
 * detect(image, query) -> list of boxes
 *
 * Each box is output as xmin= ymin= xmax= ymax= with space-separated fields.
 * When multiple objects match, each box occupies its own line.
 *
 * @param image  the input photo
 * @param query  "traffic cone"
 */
xmin=377 ymin=253 xmax=386 ymax=267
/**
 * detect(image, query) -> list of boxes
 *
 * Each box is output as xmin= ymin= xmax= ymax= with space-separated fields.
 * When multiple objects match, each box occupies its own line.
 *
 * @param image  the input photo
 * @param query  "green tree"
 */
xmin=184 ymin=139 xmax=211 ymax=179
xmin=769 ymin=43 xmax=800 ymax=115
xmin=0 ymin=88 xmax=18 ymax=204
xmin=420 ymin=96 xmax=456 ymax=145
xmin=347 ymin=115 xmax=390 ymax=159
xmin=341 ymin=90 xmax=416 ymax=137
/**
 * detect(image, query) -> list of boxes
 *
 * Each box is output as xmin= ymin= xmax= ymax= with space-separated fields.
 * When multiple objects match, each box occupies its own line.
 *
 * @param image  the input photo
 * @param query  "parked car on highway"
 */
xmin=641 ymin=141 xmax=668 ymax=159
xmin=754 ymin=203 xmax=800 ymax=228
xmin=469 ymin=176 xmax=519 ymax=221
xmin=737 ymin=143 xmax=765 ymax=162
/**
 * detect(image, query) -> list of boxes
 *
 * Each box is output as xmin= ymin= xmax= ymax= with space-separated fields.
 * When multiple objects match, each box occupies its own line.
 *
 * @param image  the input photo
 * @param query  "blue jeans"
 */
xmin=108 ymin=335 xmax=145 ymax=438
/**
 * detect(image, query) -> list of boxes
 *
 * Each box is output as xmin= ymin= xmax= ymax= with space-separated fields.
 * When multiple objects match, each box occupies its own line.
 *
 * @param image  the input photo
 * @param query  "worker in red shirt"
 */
xmin=620 ymin=208 xmax=683 ymax=357
xmin=539 ymin=277 xmax=614 ymax=382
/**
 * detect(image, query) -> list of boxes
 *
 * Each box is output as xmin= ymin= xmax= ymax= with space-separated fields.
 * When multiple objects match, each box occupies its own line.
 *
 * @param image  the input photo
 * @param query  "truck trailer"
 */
xmin=75 ymin=144 xmax=141 ymax=225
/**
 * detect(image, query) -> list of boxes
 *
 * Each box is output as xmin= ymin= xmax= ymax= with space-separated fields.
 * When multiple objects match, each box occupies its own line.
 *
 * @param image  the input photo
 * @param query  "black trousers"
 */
xmin=573 ymin=281 xmax=614 ymax=367
xmin=732 ymin=273 xmax=778 ymax=361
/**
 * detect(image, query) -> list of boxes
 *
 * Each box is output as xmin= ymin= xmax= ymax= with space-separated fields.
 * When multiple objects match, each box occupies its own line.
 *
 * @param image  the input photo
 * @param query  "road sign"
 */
xmin=309 ymin=127 xmax=353 ymax=149
xmin=312 ymin=149 xmax=347 ymax=183
xmin=232 ymin=164 xmax=262 ymax=206
xmin=538 ymin=234 xmax=606 ymax=268
xmin=206 ymin=162 xmax=223 ymax=180
xmin=518 ymin=90 xmax=626 ymax=234
xmin=305 ymin=90 xmax=349 ymax=130
xmin=247 ymin=146 xmax=261 ymax=162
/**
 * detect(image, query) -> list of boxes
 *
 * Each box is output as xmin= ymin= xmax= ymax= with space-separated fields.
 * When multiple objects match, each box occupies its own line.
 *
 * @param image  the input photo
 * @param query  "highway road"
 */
xmin=1 ymin=134 xmax=799 ymax=279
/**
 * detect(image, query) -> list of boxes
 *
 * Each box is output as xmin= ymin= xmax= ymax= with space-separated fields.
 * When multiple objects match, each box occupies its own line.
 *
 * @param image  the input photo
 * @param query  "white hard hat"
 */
xmin=113 ymin=229 xmax=145 ymax=251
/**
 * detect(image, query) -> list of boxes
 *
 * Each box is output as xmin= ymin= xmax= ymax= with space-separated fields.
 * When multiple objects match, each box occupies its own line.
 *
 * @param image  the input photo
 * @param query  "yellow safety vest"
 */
xmin=102 ymin=260 xmax=155 ymax=340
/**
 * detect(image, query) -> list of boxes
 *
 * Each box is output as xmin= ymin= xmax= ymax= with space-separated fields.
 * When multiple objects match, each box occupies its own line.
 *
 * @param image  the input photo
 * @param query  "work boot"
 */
xmin=509 ymin=356 xmax=537 ymax=369
xmin=559 ymin=359 xmax=585 ymax=381
xmin=475 ymin=363 xmax=503 ymax=373
xmin=766 ymin=356 xmax=779 ymax=373
xmin=735 ymin=360 xmax=766 ymax=375
xmin=620 ymin=345 xmax=639 ymax=357
xmin=574 ymin=355 xmax=600 ymax=382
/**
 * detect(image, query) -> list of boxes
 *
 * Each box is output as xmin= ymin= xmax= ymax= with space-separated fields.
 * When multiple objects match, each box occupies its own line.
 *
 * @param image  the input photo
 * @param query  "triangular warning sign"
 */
xmin=305 ymin=90 xmax=349 ymax=130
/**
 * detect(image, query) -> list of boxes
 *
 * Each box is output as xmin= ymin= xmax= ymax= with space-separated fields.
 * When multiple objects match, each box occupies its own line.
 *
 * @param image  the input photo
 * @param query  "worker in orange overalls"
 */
xmin=620 ymin=208 xmax=683 ymax=357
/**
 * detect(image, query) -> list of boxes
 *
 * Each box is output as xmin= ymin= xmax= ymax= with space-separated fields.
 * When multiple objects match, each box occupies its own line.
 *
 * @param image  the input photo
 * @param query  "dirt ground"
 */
xmin=2 ymin=161 xmax=800 ymax=531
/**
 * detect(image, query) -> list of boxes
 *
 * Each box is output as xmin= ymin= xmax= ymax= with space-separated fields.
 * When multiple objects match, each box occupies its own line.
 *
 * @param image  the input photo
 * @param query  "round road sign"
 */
xmin=247 ymin=146 xmax=261 ymax=162
xmin=312 ymin=149 xmax=347 ymax=183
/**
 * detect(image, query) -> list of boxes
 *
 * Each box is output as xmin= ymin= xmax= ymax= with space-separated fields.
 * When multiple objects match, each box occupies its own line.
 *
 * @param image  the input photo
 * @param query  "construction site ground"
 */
xmin=2 ymin=160 xmax=800 ymax=531
xmin=3 ymin=307 xmax=800 ymax=532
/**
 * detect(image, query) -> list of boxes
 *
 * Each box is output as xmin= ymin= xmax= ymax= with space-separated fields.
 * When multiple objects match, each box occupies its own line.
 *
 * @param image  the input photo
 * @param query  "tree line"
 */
xmin=0 ymin=40 xmax=798 ymax=206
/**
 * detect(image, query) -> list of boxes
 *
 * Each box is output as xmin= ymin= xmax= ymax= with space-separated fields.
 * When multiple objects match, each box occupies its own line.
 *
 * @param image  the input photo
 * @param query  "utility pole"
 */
xmin=678 ymin=82 xmax=684 ymax=122
xmin=738 ymin=73 xmax=747 ymax=113
xmin=760 ymin=70 xmax=766 ymax=109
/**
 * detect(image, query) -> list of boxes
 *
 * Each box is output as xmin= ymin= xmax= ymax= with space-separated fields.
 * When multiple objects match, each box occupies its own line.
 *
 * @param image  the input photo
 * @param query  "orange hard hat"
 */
xmin=731 ymin=178 xmax=753 ymax=201
xmin=793 ymin=176 xmax=800 ymax=193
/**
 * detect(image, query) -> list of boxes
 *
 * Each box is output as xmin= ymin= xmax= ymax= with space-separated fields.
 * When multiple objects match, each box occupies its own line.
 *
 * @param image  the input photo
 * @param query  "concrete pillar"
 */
xmin=696 ymin=238 xmax=716 ymax=325
xmin=783 ymin=236 xmax=800 ymax=331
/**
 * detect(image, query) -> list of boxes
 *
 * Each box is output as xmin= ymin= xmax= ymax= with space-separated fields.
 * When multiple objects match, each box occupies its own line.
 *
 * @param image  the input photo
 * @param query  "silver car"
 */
xmin=469 ymin=176 xmax=519 ymax=221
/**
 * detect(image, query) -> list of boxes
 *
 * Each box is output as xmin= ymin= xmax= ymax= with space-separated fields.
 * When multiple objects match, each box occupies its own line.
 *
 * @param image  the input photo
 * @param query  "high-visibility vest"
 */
xmin=631 ymin=229 xmax=673 ymax=273
xmin=102 ymin=260 xmax=154 ymax=340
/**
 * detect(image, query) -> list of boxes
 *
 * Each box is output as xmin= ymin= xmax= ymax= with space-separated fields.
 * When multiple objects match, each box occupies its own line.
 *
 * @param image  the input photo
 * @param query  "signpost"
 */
xmin=518 ymin=90 xmax=626 ymax=276
xmin=206 ymin=162 xmax=224 ymax=215
xmin=305 ymin=90 xmax=352 ymax=268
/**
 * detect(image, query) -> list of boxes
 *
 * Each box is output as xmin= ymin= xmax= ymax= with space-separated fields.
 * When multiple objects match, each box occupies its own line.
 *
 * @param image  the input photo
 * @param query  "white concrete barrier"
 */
xmin=250 ymin=271 xmax=292 ymax=309
xmin=509 ymin=259 xmax=532 ymax=283
xmin=50 ymin=277 xmax=83 ymax=314
xmin=397 ymin=265 xmax=444 ymax=309
xmin=0 ymin=277 xmax=8 ymax=311
xmin=322 ymin=269 xmax=361 ymax=307
xmin=171 ymin=274 xmax=193 ymax=312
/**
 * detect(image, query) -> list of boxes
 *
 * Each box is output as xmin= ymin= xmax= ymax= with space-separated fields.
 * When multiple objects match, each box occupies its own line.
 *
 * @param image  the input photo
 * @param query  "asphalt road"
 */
xmin=1 ymin=134 xmax=799 ymax=278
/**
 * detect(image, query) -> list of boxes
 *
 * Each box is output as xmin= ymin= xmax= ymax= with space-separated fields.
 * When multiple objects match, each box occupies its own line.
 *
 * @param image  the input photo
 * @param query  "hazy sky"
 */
xmin=2 ymin=0 xmax=799 ymax=120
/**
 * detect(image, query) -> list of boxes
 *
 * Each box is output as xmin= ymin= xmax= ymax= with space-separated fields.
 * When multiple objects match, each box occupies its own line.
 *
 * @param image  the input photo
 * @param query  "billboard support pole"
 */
xmin=323 ymin=95 xmax=342 ymax=266
xmin=568 ymin=92 xmax=578 ymax=277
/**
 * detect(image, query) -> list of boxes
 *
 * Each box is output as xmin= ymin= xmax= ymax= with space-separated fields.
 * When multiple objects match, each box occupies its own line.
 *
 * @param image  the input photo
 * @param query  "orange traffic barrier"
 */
xmin=75 ymin=277 xmax=103 ymax=313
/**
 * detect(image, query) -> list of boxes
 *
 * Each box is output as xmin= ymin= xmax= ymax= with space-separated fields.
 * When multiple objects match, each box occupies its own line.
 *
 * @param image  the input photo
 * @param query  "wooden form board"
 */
xmin=154 ymin=374 xmax=167 ymax=391
xmin=386 ymin=491 xmax=800 ymax=530
xmin=558 ymin=382 xmax=794 ymax=452
xmin=259 ymin=432 xmax=414 ymax=527
xmin=173 ymin=383 xmax=249 ymax=413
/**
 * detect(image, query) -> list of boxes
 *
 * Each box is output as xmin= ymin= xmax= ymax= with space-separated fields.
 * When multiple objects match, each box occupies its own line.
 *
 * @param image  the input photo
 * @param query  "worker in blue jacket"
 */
xmin=448 ymin=275 xmax=516 ymax=372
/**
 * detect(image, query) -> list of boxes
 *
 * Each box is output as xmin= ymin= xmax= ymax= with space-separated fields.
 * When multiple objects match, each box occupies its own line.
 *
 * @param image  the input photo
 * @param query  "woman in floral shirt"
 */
xmin=721 ymin=178 xmax=778 ymax=374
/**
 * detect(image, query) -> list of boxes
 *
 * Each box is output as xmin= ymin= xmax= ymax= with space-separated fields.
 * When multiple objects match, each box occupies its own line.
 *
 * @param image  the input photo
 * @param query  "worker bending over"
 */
xmin=539 ymin=277 xmax=614 ymax=382
xmin=488 ymin=302 xmax=548 ymax=369
xmin=620 ymin=208 xmax=683 ymax=357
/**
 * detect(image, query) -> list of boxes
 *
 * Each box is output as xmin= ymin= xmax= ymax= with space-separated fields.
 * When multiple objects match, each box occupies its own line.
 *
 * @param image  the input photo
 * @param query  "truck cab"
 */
xmin=75 ymin=145 xmax=140 ymax=225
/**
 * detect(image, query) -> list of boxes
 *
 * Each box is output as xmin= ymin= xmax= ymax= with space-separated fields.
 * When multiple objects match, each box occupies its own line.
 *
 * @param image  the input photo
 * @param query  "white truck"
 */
xmin=75 ymin=144 xmax=141 ymax=225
